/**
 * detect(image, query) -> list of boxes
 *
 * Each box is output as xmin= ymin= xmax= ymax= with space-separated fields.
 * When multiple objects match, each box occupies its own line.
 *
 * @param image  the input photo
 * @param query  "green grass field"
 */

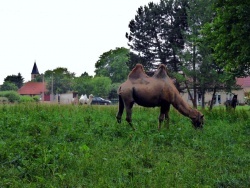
xmin=0 ymin=104 xmax=249 ymax=187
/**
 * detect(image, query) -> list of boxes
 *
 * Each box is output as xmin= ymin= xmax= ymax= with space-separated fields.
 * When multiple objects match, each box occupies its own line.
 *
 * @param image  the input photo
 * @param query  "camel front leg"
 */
xmin=125 ymin=102 xmax=135 ymax=130
xmin=165 ymin=104 xmax=170 ymax=129
xmin=158 ymin=103 xmax=170 ymax=130
xmin=158 ymin=112 xmax=165 ymax=130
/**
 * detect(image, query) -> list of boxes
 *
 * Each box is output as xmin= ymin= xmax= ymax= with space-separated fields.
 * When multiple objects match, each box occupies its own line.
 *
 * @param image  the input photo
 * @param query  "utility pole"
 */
xmin=42 ymin=73 xmax=44 ymax=101
xmin=51 ymin=73 xmax=54 ymax=101
xmin=52 ymin=73 xmax=53 ymax=95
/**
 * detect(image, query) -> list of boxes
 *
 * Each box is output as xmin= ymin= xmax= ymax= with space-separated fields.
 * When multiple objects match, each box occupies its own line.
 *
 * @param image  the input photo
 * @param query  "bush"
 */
xmin=245 ymin=98 xmax=250 ymax=105
xmin=0 ymin=97 xmax=8 ymax=104
xmin=19 ymin=95 xmax=41 ymax=103
xmin=0 ymin=81 xmax=18 ymax=91
xmin=19 ymin=95 xmax=35 ymax=103
xmin=33 ymin=95 xmax=40 ymax=102
xmin=0 ymin=91 xmax=20 ymax=103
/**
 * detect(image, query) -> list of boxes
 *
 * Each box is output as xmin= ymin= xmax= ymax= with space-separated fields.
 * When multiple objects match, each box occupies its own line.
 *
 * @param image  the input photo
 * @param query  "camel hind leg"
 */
xmin=116 ymin=95 xmax=124 ymax=123
xmin=124 ymin=101 xmax=135 ymax=130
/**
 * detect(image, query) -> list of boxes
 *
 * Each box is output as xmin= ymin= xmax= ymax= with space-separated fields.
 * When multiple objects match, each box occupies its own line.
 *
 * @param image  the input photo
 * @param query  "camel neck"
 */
xmin=172 ymin=94 xmax=197 ymax=119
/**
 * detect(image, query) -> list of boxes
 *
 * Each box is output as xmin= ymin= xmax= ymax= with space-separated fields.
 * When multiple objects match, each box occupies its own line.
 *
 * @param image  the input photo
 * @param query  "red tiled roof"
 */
xmin=236 ymin=77 xmax=250 ymax=88
xmin=18 ymin=82 xmax=47 ymax=95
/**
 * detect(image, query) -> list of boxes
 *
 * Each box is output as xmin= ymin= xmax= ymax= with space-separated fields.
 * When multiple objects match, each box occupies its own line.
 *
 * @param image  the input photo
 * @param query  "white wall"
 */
xmin=53 ymin=93 xmax=78 ymax=104
xmin=181 ymin=88 xmax=247 ymax=106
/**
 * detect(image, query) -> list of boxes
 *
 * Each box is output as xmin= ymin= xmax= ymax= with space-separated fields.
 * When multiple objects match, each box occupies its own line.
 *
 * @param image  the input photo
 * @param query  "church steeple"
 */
xmin=31 ymin=61 xmax=40 ymax=80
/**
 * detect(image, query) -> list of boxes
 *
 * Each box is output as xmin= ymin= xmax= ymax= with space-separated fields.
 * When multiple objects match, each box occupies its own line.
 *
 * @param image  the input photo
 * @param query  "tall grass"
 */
xmin=0 ymin=104 xmax=249 ymax=187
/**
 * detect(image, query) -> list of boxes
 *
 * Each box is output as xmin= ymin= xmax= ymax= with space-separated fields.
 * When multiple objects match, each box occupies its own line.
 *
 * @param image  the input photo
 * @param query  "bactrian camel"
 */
xmin=79 ymin=94 xmax=93 ymax=105
xmin=225 ymin=94 xmax=237 ymax=110
xmin=116 ymin=64 xmax=204 ymax=129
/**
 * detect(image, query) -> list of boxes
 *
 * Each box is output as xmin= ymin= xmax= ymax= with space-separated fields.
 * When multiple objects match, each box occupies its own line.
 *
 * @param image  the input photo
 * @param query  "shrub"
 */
xmin=19 ymin=95 xmax=35 ymax=103
xmin=0 ymin=97 xmax=8 ymax=103
xmin=0 ymin=81 xmax=18 ymax=91
xmin=0 ymin=91 xmax=20 ymax=103
xmin=33 ymin=95 xmax=40 ymax=102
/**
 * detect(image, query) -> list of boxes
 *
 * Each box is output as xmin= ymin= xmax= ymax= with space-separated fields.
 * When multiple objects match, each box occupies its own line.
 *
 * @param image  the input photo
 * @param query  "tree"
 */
xmin=126 ymin=0 xmax=188 ymax=75
xmin=203 ymin=0 xmax=250 ymax=77
xmin=90 ymin=76 xmax=112 ymax=98
xmin=72 ymin=75 xmax=112 ymax=98
xmin=108 ymin=83 xmax=121 ymax=99
xmin=95 ymin=47 xmax=130 ymax=83
xmin=72 ymin=76 xmax=94 ymax=96
xmin=0 ymin=81 xmax=18 ymax=91
xmin=126 ymin=51 xmax=147 ymax=72
xmin=80 ymin=72 xmax=92 ymax=79
xmin=44 ymin=67 xmax=75 ymax=94
xmin=190 ymin=0 xmax=241 ymax=109
xmin=199 ymin=58 xmax=237 ymax=110
xmin=4 ymin=73 xmax=24 ymax=88
xmin=180 ymin=0 xmax=216 ymax=108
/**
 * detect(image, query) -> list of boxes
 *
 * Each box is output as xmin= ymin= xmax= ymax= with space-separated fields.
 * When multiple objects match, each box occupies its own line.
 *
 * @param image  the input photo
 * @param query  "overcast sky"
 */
xmin=0 ymin=0 xmax=160 ymax=84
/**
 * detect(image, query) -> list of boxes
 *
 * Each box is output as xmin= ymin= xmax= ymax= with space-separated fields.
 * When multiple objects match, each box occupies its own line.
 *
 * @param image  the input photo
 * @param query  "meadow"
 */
xmin=0 ymin=103 xmax=249 ymax=187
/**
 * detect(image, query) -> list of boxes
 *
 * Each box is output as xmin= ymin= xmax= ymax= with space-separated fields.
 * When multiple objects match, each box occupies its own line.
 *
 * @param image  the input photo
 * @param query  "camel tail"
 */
xmin=118 ymin=94 xmax=124 ymax=111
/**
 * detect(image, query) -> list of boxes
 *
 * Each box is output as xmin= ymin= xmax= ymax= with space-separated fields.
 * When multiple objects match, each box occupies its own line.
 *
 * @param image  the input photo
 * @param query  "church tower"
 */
xmin=31 ymin=61 xmax=40 ymax=80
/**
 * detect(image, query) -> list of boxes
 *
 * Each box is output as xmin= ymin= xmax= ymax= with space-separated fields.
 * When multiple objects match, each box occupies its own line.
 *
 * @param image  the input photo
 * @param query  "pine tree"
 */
xmin=126 ymin=0 xmax=188 ymax=75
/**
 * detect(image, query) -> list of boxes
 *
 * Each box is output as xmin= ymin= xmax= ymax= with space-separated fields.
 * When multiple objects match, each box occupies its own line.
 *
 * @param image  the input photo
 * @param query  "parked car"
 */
xmin=91 ymin=97 xmax=112 ymax=105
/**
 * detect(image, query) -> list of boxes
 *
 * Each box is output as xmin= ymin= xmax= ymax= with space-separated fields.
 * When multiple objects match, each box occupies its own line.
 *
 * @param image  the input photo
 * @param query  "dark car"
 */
xmin=91 ymin=97 xmax=112 ymax=105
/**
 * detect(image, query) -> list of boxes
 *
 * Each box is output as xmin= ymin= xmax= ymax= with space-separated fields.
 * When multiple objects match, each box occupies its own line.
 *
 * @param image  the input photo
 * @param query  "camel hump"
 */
xmin=128 ymin=64 xmax=148 ymax=80
xmin=153 ymin=64 xmax=168 ymax=79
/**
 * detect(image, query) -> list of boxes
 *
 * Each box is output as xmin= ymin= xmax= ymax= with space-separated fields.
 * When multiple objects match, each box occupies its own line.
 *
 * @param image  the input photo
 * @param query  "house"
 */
xmin=18 ymin=81 xmax=48 ymax=99
xmin=235 ymin=77 xmax=250 ymax=92
xmin=18 ymin=62 xmax=50 ymax=101
xmin=181 ymin=77 xmax=250 ymax=106
xmin=234 ymin=77 xmax=250 ymax=103
xmin=18 ymin=62 xmax=80 ymax=103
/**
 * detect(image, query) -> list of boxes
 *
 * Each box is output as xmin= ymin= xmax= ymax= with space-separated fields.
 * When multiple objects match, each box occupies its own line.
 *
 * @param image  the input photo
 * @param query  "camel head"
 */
xmin=88 ymin=94 xmax=94 ymax=105
xmin=191 ymin=111 xmax=204 ymax=129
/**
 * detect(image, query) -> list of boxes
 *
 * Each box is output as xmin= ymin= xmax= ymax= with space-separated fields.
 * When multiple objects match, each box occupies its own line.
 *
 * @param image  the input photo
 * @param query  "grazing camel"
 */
xmin=79 ymin=94 xmax=93 ymax=105
xmin=116 ymin=64 xmax=204 ymax=129
xmin=225 ymin=94 xmax=238 ymax=110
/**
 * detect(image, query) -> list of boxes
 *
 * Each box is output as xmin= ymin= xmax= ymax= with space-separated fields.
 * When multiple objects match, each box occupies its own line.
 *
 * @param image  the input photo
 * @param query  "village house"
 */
xmin=18 ymin=62 xmax=78 ymax=103
xmin=18 ymin=62 xmax=49 ymax=101
xmin=180 ymin=77 xmax=250 ymax=106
